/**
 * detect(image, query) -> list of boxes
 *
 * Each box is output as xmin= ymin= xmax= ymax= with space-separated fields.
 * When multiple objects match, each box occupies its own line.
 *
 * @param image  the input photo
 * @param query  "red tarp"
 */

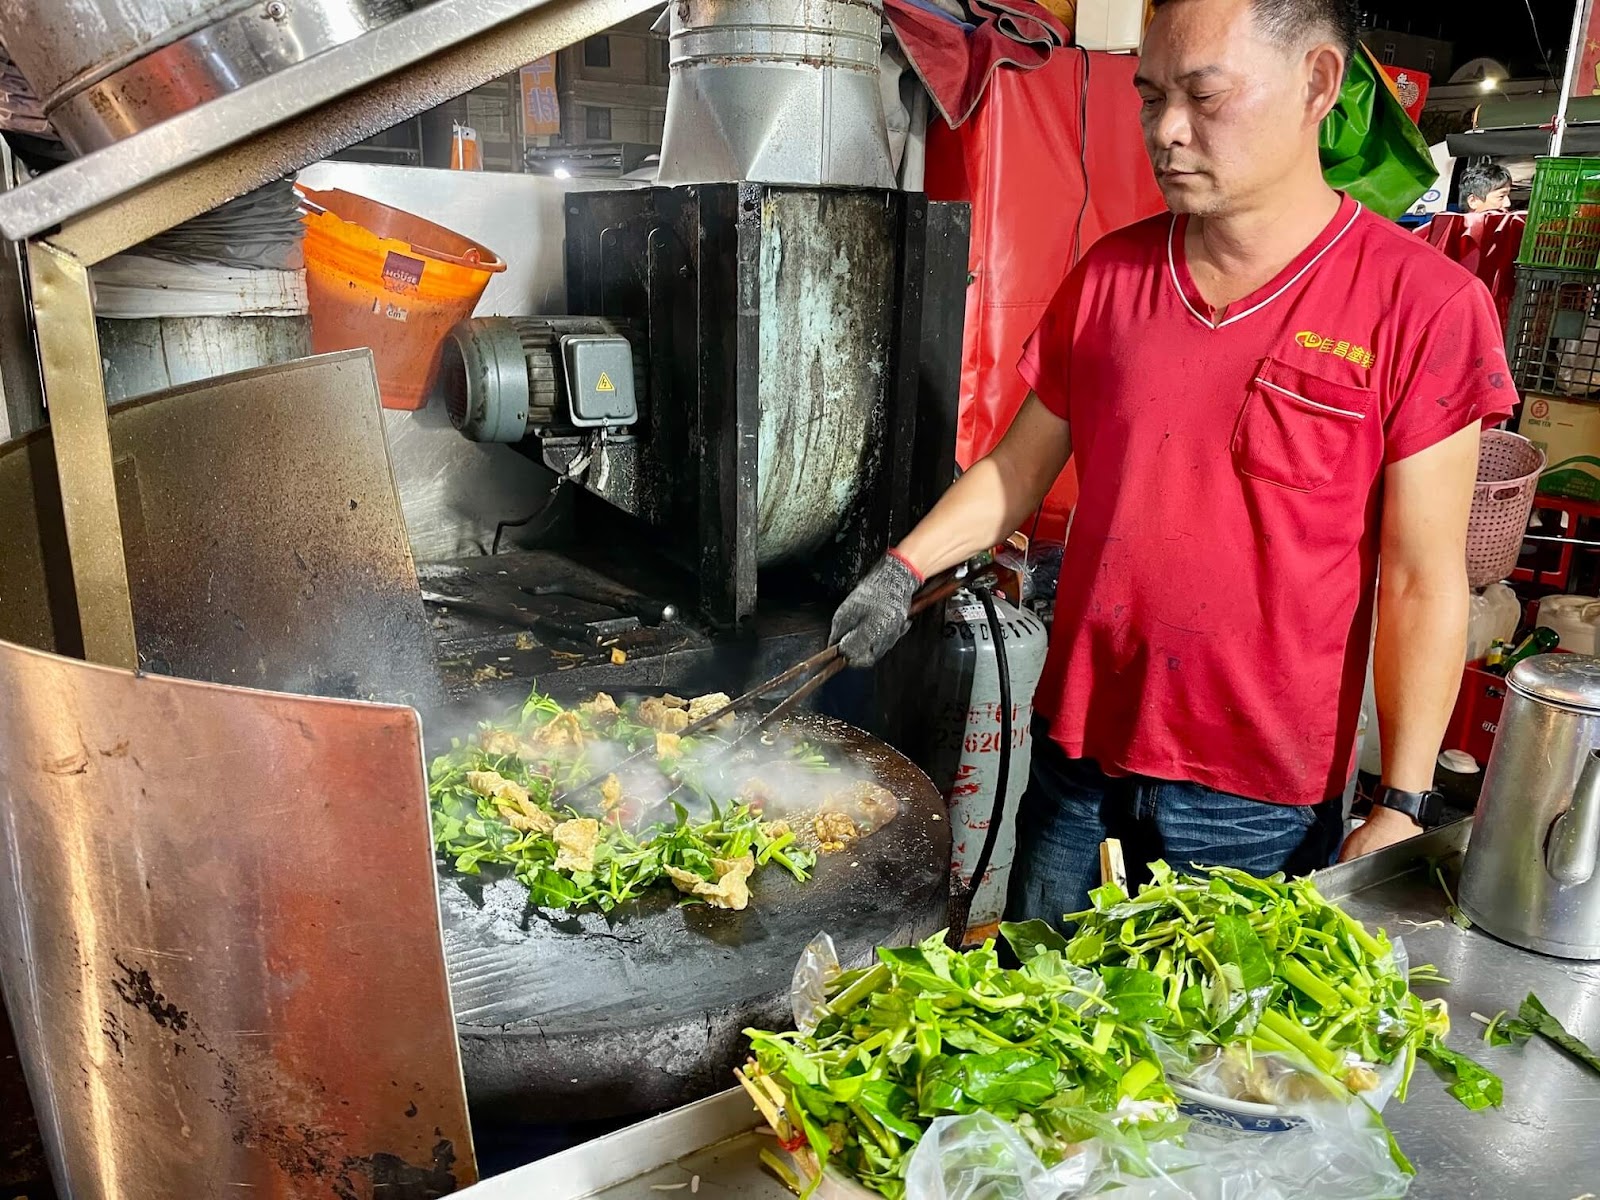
xmin=1414 ymin=211 xmax=1525 ymax=331
xmin=926 ymin=50 xmax=1166 ymax=541
xmin=883 ymin=0 xmax=1069 ymax=128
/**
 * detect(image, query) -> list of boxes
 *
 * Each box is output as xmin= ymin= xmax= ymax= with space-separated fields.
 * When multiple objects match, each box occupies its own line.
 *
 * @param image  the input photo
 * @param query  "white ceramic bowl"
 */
xmin=1169 ymin=1080 xmax=1310 ymax=1136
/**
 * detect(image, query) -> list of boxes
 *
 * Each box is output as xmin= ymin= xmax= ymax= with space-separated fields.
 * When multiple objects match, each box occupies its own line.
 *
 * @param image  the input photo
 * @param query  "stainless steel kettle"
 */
xmin=1460 ymin=653 xmax=1600 ymax=959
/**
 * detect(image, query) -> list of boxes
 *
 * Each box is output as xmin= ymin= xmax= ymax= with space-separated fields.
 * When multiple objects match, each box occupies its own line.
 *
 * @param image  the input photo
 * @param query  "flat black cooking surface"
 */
xmin=421 ymin=550 xmax=831 ymax=705
xmin=437 ymin=709 xmax=950 ymax=1120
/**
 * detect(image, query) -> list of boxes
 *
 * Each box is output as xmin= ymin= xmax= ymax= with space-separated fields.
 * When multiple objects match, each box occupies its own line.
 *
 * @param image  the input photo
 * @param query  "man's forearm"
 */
xmin=1373 ymin=574 xmax=1467 ymax=792
xmin=895 ymin=394 xmax=1074 ymax=577
xmin=896 ymin=458 xmax=1040 ymax=577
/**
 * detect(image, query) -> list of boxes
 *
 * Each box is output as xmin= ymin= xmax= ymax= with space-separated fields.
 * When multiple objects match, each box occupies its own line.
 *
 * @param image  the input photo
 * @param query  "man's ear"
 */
xmin=1305 ymin=43 xmax=1344 ymax=126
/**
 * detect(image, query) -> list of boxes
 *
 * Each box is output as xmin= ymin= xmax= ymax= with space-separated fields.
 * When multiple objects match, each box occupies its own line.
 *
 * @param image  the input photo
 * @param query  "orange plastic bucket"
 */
xmin=297 ymin=184 xmax=506 ymax=410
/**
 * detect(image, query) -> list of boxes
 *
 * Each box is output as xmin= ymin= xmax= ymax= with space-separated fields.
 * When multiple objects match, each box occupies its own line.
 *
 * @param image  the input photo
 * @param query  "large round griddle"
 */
xmin=438 ymin=708 xmax=950 ymax=1121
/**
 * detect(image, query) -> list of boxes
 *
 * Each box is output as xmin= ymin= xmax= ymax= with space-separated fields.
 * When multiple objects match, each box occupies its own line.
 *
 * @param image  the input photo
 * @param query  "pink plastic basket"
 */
xmin=1467 ymin=431 xmax=1545 ymax=587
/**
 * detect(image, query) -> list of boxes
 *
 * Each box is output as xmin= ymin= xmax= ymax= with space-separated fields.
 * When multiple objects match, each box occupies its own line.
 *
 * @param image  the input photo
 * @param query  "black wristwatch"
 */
xmin=1371 ymin=785 xmax=1441 ymax=827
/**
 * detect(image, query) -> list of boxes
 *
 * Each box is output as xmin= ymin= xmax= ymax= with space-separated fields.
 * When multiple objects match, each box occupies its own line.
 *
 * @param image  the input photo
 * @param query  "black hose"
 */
xmin=490 ymin=483 xmax=563 ymax=556
xmin=969 ymin=587 xmax=1014 ymax=901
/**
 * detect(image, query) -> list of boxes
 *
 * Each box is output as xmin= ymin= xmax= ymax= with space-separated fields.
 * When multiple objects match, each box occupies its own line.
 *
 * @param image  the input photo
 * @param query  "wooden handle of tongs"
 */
xmin=907 ymin=567 xmax=972 ymax=620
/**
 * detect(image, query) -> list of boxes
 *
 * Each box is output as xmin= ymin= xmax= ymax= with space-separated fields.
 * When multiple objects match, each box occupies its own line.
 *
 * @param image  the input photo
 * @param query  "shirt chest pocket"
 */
xmin=1231 ymin=358 xmax=1376 ymax=492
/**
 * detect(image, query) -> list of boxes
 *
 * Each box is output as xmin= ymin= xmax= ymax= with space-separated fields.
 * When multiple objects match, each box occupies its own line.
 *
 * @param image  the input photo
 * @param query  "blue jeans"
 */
xmin=1003 ymin=721 xmax=1346 ymax=925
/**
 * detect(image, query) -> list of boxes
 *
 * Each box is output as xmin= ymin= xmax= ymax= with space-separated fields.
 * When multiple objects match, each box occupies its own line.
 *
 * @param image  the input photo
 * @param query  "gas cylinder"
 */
xmin=926 ymin=588 xmax=1050 ymax=939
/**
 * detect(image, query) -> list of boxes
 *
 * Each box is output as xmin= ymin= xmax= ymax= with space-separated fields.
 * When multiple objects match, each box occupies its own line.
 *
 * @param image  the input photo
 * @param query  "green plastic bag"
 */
xmin=1321 ymin=44 xmax=1436 ymax=220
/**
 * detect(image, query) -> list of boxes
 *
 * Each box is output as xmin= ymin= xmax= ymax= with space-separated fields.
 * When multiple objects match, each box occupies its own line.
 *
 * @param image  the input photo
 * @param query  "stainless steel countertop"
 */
xmin=1320 ymin=821 xmax=1600 ymax=1198
xmin=468 ymin=819 xmax=1600 ymax=1199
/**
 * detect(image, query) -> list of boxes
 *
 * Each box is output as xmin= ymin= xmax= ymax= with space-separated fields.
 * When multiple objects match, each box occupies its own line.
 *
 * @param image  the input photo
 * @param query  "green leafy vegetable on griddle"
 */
xmin=428 ymin=689 xmax=819 ymax=912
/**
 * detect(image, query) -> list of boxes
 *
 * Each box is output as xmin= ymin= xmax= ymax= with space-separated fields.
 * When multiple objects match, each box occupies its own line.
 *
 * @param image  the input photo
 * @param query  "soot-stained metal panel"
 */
xmin=0 ymin=351 xmax=440 ymax=705
xmin=755 ymin=189 xmax=893 ymax=566
xmin=0 ymin=638 xmax=475 ymax=1198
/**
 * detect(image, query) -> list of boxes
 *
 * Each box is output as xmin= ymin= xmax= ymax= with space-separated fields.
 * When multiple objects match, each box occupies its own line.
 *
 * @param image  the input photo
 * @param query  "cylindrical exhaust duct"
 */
xmin=657 ymin=0 xmax=896 ymax=187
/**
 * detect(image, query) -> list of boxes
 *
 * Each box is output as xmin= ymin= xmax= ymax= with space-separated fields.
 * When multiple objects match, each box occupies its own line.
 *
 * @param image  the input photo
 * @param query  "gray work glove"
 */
xmin=830 ymin=553 xmax=921 ymax=667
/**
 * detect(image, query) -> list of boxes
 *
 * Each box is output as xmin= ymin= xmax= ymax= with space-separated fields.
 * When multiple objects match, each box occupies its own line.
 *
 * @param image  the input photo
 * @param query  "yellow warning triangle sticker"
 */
xmin=595 ymin=371 xmax=616 ymax=393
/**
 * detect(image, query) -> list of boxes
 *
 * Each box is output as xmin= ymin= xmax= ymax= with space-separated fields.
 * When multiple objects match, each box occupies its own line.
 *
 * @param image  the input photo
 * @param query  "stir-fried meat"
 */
xmin=687 ymin=692 xmax=733 ymax=727
xmin=580 ymin=692 xmax=621 ymax=720
xmin=467 ymin=769 xmax=556 ymax=833
xmin=552 ymin=818 xmax=601 ymax=873
xmin=655 ymin=732 xmax=682 ymax=758
xmin=529 ymin=710 xmax=586 ymax=748
xmin=814 ymin=810 xmax=860 ymax=853
xmin=664 ymin=853 xmax=757 ymax=910
xmin=467 ymin=769 xmax=525 ymax=803
xmin=661 ymin=694 xmax=689 ymax=709
xmin=637 ymin=697 xmax=690 ymax=732
xmin=477 ymin=728 xmax=523 ymax=757
xmin=599 ymin=773 xmax=623 ymax=813
xmin=501 ymin=804 xmax=556 ymax=834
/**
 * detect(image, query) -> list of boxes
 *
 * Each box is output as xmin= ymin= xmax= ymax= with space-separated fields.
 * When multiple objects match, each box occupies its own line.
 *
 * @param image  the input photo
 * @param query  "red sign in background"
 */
xmin=1578 ymin=0 xmax=1600 ymax=99
xmin=1381 ymin=64 xmax=1430 ymax=124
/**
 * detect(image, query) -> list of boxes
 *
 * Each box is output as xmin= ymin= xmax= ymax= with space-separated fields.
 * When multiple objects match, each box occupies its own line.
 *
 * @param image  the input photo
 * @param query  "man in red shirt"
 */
xmin=831 ymin=0 xmax=1515 ymax=920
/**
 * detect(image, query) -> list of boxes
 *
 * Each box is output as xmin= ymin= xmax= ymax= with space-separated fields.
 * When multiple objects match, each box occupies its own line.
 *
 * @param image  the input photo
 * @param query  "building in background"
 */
xmin=332 ymin=13 xmax=666 ymax=176
xmin=555 ymin=14 xmax=668 ymax=149
xmin=1359 ymin=20 xmax=1453 ymax=78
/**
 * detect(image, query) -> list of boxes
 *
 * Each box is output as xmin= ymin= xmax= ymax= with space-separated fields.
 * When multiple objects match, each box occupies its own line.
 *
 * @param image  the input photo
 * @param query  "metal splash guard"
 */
xmin=0 ymin=639 xmax=476 ymax=1198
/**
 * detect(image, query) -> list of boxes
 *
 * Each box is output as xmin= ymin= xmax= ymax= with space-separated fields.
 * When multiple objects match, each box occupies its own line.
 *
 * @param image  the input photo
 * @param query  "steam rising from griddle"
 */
xmin=432 ymin=690 xmax=899 ymax=842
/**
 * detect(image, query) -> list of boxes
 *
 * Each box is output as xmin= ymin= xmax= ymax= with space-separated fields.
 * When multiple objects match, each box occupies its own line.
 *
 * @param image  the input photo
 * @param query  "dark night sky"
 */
xmin=1360 ymin=0 xmax=1579 ymax=79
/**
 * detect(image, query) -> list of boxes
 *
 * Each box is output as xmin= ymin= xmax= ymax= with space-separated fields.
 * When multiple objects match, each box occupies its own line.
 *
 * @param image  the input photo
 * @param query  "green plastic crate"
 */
xmin=1519 ymin=156 xmax=1600 ymax=270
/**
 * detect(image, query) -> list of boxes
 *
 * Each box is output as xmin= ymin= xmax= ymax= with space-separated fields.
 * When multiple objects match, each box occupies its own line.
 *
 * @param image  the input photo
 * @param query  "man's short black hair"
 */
xmin=1460 ymin=160 xmax=1512 ymax=203
xmin=1149 ymin=0 xmax=1359 ymax=59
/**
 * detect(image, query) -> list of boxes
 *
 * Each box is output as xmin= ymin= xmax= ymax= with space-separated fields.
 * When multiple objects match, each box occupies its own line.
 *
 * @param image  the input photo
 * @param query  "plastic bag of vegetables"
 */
xmin=901 ymin=1095 xmax=1408 ymax=1200
xmin=746 ymin=927 xmax=1411 ymax=1199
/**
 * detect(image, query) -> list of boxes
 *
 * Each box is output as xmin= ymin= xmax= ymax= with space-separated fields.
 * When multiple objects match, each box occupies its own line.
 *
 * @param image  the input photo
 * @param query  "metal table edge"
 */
xmin=465 ymin=1087 xmax=761 ymax=1198
xmin=1313 ymin=818 xmax=1471 ymax=900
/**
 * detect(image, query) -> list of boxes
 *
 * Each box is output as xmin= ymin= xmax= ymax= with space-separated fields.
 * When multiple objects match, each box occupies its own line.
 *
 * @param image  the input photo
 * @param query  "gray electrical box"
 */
xmin=560 ymin=335 xmax=638 ymax=427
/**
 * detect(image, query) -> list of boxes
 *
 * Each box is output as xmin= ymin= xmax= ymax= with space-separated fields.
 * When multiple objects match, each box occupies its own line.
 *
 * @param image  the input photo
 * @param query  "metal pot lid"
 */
xmin=1509 ymin=653 xmax=1600 ymax=711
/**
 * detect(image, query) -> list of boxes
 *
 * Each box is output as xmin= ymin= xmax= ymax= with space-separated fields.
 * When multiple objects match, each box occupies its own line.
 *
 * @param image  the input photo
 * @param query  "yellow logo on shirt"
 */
xmin=1294 ymin=330 xmax=1376 ymax=369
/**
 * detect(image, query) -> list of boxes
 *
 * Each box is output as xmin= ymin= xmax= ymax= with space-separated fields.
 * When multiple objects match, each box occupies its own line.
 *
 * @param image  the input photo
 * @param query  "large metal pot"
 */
xmin=1460 ymin=654 xmax=1600 ymax=959
xmin=0 ymin=0 xmax=418 ymax=153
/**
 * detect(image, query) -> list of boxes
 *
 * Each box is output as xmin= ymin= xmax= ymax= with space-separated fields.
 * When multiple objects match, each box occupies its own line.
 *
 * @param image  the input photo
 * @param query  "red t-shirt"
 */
xmin=1018 ymin=194 xmax=1517 ymax=806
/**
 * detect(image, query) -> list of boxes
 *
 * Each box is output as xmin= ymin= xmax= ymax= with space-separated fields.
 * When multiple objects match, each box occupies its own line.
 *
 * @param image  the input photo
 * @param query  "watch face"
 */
xmin=1379 ymin=788 xmax=1432 ymax=822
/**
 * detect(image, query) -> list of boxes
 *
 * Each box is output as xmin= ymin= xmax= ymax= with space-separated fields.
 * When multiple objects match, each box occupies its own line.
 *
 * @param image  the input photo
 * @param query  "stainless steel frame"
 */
xmin=25 ymin=240 xmax=138 ymax=668
xmin=0 ymin=3 xmax=662 ymax=1191
xmin=0 ymin=0 xmax=661 ymax=258
xmin=0 ymin=0 xmax=659 ymax=675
